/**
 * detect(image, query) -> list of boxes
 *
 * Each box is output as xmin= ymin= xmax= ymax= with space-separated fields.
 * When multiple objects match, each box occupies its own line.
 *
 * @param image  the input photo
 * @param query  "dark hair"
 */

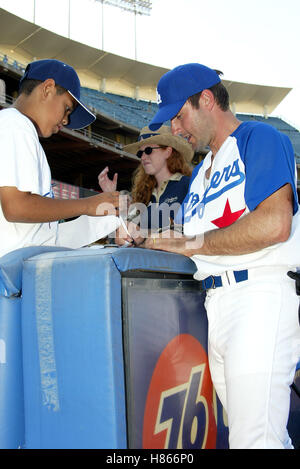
xmin=18 ymin=79 xmax=66 ymax=97
xmin=187 ymin=70 xmax=230 ymax=111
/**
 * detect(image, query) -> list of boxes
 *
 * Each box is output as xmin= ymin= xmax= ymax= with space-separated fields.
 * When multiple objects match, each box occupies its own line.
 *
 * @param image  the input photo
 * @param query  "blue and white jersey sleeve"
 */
xmin=235 ymin=122 xmax=298 ymax=214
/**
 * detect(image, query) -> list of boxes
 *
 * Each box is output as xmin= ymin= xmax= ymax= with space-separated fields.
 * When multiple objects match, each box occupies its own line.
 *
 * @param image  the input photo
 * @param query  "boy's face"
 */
xmin=37 ymin=80 xmax=76 ymax=138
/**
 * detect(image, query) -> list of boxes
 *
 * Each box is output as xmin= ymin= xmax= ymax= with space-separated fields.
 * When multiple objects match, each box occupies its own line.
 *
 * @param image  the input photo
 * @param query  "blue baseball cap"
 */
xmin=19 ymin=59 xmax=96 ymax=130
xmin=149 ymin=63 xmax=221 ymax=131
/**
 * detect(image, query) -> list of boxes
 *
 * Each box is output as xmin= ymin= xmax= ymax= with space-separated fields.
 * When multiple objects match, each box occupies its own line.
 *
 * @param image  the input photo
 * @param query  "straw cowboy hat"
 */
xmin=123 ymin=125 xmax=194 ymax=162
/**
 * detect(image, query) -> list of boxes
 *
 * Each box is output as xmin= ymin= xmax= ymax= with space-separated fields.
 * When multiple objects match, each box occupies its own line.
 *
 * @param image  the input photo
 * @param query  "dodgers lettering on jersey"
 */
xmin=182 ymin=136 xmax=248 ymax=237
xmin=178 ymin=121 xmax=299 ymax=279
xmin=182 ymin=121 xmax=298 ymax=238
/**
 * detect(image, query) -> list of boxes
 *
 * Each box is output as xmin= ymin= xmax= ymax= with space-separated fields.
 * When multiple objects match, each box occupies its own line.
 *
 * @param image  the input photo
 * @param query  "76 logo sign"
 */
xmin=155 ymin=365 xmax=209 ymax=449
xmin=143 ymin=334 xmax=217 ymax=449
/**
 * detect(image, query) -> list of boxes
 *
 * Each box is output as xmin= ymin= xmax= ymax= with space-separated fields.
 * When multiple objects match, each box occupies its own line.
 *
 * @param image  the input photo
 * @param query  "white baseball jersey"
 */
xmin=178 ymin=121 xmax=300 ymax=280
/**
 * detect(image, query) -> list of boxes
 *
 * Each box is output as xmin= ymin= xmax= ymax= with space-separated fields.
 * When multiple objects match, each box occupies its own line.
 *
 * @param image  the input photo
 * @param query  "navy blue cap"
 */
xmin=19 ymin=59 xmax=96 ymax=130
xmin=149 ymin=63 xmax=221 ymax=131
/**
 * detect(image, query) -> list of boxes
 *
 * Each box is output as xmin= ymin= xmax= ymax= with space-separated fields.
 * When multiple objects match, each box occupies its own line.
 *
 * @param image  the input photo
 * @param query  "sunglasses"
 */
xmin=136 ymin=146 xmax=161 ymax=158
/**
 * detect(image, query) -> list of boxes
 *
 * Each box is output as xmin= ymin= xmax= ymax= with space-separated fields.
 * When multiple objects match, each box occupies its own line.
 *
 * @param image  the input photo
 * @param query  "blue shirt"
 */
xmin=141 ymin=174 xmax=190 ymax=230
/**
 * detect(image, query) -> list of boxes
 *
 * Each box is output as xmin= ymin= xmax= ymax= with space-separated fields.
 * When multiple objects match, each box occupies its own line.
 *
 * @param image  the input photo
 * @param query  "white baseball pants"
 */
xmin=205 ymin=266 xmax=300 ymax=449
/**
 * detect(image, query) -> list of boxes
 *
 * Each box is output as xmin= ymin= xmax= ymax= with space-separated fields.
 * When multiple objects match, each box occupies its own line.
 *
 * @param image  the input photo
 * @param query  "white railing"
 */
xmin=0 ymin=52 xmax=26 ymax=74
xmin=75 ymin=127 xmax=123 ymax=150
xmin=0 ymin=91 xmax=137 ymax=159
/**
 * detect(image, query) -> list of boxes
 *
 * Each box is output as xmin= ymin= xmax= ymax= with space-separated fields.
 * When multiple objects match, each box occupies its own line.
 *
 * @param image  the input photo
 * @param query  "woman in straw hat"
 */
xmin=98 ymin=125 xmax=193 ymax=245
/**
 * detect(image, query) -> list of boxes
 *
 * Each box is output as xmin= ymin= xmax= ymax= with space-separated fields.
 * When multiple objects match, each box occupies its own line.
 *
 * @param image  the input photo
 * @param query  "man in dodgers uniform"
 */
xmin=144 ymin=63 xmax=300 ymax=449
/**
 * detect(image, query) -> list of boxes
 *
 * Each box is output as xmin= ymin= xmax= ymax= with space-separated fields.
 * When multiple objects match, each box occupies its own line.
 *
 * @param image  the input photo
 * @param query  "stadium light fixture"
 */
xmin=95 ymin=0 xmax=152 ymax=16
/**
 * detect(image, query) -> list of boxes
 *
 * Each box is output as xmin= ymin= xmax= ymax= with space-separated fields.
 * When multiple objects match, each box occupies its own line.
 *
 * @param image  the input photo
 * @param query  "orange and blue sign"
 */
xmin=143 ymin=333 xmax=219 ymax=449
xmin=123 ymin=277 xmax=229 ymax=449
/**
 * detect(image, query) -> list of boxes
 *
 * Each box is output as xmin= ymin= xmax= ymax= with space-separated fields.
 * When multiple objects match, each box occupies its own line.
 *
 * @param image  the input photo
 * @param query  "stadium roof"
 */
xmin=0 ymin=8 xmax=292 ymax=115
xmin=0 ymin=7 xmax=299 ymax=194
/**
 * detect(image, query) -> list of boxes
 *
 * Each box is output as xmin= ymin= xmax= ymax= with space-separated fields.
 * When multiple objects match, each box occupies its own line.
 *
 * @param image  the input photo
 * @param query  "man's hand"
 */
xmin=142 ymin=229 xmax=197 ymax=256
xmin=114 ymin=221 xmax=146 ymax=246
xmin=142 ymin=184 xmax=294 ymax=257
xmin=114 ymin=223 xmax=135 ymax=246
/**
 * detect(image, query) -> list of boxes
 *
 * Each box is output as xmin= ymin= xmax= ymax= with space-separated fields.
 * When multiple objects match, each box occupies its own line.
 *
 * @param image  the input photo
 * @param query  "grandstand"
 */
xmin=0 ymin=7 xmax=299 ymax=198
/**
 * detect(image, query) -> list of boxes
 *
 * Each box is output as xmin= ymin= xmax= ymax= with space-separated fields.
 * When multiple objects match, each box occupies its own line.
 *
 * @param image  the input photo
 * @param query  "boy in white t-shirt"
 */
xmin=0 ymin=59 xmax=122 ymax=257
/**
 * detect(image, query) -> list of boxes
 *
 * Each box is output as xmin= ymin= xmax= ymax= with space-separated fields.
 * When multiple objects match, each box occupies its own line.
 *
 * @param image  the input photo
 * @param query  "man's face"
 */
xmin=37 ymin=83 xmax=76 ymax=138
xmin=171 ymin=99 xmax=212 ymax=152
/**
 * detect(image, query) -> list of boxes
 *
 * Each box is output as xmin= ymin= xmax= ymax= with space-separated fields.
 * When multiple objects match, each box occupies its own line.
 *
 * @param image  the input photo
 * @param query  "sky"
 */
xmin=1 ymin=0 xmax=300 ymax=130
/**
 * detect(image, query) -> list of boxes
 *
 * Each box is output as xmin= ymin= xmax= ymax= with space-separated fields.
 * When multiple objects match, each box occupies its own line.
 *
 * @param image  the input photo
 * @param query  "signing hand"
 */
xmin=142 ymin=229 xmax=189 ymax=254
